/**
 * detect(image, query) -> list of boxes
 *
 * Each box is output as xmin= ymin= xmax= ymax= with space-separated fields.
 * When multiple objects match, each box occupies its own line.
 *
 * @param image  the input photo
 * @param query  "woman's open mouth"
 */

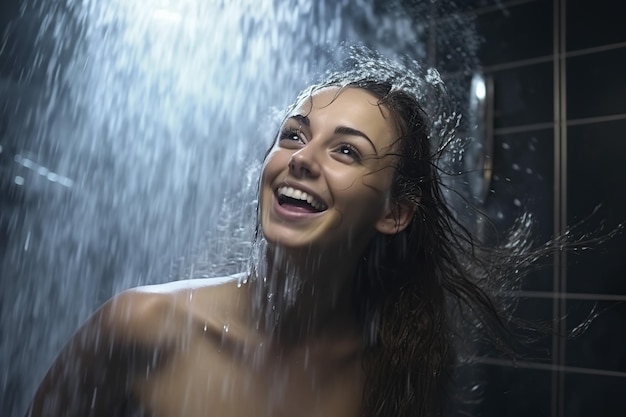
xmin=276 ymin=186 xmax=327 ymax=213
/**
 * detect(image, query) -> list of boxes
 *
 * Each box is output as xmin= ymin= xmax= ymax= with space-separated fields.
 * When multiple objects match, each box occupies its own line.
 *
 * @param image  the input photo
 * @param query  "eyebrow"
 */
xmin=334 ymin=126 xmax=377 ymax=152
xmin=290 ymin=114 xmax=310 ymax=127
xmin=286 ymin=115 xmax=378 ymax=153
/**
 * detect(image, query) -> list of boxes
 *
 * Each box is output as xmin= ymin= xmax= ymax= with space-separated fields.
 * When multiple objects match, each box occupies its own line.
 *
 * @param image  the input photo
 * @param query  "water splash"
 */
xmin=0 ymin=1 xmax=482 ymax=415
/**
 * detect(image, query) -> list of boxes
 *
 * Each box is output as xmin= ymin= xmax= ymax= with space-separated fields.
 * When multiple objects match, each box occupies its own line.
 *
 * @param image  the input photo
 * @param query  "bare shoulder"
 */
xmin=26 ymin=275 xmax=246 ymax=417
xmin=129 ymin=273 xmax=244 ymax=295
xmin=97 ymin=273 xmax=245 ymax=345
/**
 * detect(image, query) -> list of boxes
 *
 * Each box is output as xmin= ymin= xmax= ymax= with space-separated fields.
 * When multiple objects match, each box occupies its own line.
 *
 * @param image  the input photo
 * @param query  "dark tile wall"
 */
xmin=475 ymin=0 xmax=553 ymax=66
xmin=564 ymin=301 xmax=626 ymax=372
xmin=567 ymin=49 xmax=626 ymax=119
xmin=566 ymin=1 xmax=626 ymax=50
xmin=481 ymin=366 xmax=552 ymax=417
xmin=489 ymin=129 xmax=554 ymax=248
xmin=492 ymin=62 xmax=554 ymax=128
xmin=562 ymin=0 xmax=626 ymax=413
xmin=567 ymin=120 xmax=626 ymax=295
xmin=564 ymin=373 xmax=626 ymax=416
xmin=438 ymin=0 xmax=626 ymax=416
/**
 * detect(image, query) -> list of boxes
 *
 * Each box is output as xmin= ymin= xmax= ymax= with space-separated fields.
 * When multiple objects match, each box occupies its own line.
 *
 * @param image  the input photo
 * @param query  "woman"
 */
xmin=26 ymin=48 xmax=526 ymax=417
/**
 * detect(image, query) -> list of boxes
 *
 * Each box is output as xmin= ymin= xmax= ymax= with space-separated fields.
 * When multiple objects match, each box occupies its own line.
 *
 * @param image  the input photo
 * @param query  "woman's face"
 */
xmin=260 ymin=87 xmax=401 ymax=253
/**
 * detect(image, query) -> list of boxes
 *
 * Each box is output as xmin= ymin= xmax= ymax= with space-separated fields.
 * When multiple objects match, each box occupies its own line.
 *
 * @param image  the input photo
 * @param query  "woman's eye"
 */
xmin=336 ymin=144 xmax=362 ymax=162
xmin=279 ymin=129 xmax=304 ymax=143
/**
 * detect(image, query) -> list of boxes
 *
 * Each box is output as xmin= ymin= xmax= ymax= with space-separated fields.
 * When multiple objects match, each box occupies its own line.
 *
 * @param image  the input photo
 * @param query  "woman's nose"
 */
xmin=288 ymin=146 xmax=321 ymax=178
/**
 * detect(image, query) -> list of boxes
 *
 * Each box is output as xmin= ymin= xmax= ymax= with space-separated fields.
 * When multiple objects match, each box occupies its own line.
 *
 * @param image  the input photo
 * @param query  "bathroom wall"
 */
xmin=437 ymin=1 xmax=626 ymax=416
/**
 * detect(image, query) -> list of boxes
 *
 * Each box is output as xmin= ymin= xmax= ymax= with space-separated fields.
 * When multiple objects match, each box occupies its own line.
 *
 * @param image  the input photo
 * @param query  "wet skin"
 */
xmin=261 ymin=87 xmax=403 ymax=255
xmin=25 ymin=278 xmax=364 ymax=417
xmin=26 ymin=88 xmax=411 ymax=417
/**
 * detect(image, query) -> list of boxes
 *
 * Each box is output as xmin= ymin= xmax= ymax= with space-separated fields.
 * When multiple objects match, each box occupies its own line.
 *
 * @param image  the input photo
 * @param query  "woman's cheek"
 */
xmin=266 ymin=147 xmax=292 ymax=170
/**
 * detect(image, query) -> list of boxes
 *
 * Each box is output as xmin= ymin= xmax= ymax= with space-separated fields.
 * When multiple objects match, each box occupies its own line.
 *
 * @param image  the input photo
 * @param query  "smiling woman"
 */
xmin=25 ymin=47 xmax=537 ymax=417
xmin=261 ymin=87 xmax=406 ymax=254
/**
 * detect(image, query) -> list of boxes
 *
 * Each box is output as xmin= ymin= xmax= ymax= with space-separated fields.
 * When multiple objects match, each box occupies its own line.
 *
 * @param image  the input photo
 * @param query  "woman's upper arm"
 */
xmin=25 ymin=290 xmax=174 ymax=417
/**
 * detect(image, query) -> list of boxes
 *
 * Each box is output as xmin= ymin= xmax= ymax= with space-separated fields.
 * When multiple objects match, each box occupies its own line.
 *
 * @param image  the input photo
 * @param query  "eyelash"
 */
xmin=335 ymin=144 xmax=362 ymax=162
xmin=278 ymin=128 xmax=305 ymax=143
xmin=277 ymin=128 xmax=363 ymax=162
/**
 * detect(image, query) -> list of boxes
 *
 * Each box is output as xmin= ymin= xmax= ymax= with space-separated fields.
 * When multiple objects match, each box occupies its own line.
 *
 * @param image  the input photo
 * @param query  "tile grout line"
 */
xmin=469 ymin=0 xmax=538 ymax=16
xmin=482 ymin=55 xmax=554 ymax=73
xmin=475 ymin=357 xmax=626 ymax=379
xmin=468 ymin=42 xmax=626 ymax=75
xmin=557 ymin=0 xmax=569 ymax=416
xmin=503 ymin=291 xmax=626 ymax=302
xmin=494 ymin=122 xmax=554 ymax=135
xmin=563 ymin=41 xmax=626 ymax=58
xmin=566 ymin=113 xmax=626 ymax=126
xmin=434 ymin=0 xmax=538 ymax=23
xmin=491 ymin=113 xmax=626 ymax=136
xmin=551 ymin=0 xmax=564 ymax=416
xmin=441 ymin=41 xmax=626 ymax=80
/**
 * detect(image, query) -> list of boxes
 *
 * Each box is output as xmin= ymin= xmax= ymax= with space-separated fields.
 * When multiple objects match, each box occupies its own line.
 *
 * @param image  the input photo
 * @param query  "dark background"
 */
xmin=1 ymin=0 xmax=625 ymax=416
xmin=445 ymin=1 xmax=626 ymax=416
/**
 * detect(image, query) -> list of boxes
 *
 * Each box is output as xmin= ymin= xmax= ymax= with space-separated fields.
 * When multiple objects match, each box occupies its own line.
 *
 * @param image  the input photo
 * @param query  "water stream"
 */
xmin=0 ymin=1 xmax=481 ymax=415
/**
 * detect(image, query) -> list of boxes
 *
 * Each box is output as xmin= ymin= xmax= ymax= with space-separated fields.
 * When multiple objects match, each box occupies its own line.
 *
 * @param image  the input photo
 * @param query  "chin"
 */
xmin=259 ymin=203 xmax=324 ymax=252
xmin=261 ymin=226 xmax=316 ymax=251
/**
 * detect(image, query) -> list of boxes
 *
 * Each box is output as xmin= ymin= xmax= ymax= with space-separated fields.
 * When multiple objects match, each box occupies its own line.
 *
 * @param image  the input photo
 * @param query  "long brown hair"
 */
xmin=307 ymin=46 xmax=536 ymax=417
xmin=254 ymin=45 xmax=542 ymax=417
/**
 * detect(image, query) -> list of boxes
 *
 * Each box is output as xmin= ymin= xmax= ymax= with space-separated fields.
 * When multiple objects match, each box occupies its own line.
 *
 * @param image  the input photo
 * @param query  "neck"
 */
xmin=241 ymin=239 xmax=362 ymax=347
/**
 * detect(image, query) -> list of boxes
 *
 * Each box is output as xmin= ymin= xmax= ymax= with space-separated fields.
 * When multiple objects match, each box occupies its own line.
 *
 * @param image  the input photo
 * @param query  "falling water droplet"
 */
xmin=24 ymin=232 xmax=31 ymax=252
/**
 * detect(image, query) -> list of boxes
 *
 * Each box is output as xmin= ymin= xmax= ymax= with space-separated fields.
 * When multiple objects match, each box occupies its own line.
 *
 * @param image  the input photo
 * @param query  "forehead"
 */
xmin=290 ymin=87 xmax=399 ymax=148
xmin=292 ymin=86 xmax=388 ymax=118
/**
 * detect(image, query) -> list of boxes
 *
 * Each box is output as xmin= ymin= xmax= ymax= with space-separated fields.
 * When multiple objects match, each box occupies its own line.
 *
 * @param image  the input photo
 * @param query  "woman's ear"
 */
xmin=375 ymin=200 xmax=416 ymax=235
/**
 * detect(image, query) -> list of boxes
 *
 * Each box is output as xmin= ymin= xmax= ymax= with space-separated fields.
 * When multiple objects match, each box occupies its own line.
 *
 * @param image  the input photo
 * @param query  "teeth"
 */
xmin=277 ymin=186 xmax=326 ymax=211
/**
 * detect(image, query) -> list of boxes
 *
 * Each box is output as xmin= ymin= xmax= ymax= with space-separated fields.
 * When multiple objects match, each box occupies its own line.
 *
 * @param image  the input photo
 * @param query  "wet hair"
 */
xmin=281 ymin=46 xmax=540 ymax=417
